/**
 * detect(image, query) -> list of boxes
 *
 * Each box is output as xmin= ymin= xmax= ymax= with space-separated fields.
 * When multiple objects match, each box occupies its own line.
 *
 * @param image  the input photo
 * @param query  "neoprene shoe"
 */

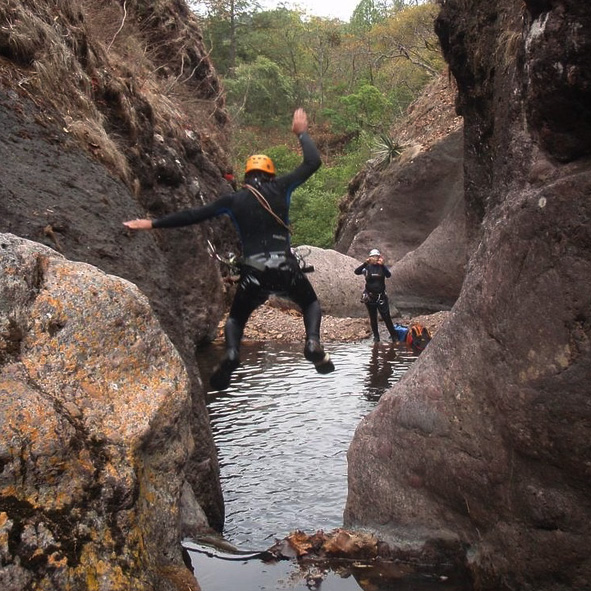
xmin=304 ymin=339 xmax=335 ymax=374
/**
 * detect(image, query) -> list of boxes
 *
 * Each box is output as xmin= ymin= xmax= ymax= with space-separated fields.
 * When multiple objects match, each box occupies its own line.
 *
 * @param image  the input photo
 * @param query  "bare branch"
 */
xmin=106 ymin=1 xmax=128 ymax=53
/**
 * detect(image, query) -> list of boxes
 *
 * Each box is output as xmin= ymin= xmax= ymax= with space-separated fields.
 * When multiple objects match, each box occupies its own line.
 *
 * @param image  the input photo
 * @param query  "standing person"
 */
xmin=354 ymin=249 xmax=398 ymax=342
xmin=124 ymin=108 xmax=334 ymax=390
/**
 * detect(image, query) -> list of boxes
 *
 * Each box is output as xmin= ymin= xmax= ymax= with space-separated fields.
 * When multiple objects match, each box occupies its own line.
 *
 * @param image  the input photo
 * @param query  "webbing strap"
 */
xmin=244 ymin=184 xmax=292 ymax=234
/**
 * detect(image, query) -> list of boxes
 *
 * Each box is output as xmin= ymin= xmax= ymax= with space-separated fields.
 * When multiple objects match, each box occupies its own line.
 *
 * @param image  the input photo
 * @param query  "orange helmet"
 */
xmin=245 ymin=154 xmax=276 ymax=176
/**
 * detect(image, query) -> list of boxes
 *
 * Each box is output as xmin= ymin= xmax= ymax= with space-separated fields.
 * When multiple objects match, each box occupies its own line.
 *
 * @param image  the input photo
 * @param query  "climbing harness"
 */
xmin=206 ymin=239 xmax=240 ymax=274
xmin=292 ymin=246 xmax=314 ymax=274
xmin=361 ymin=290 xmax=385 ymax=305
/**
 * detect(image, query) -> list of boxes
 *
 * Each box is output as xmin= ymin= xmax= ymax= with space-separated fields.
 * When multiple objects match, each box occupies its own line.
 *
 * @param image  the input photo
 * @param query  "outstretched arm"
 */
xmin=123 ymin=219 xmax=153 ymax=230
xmin=123 ymin=195 xmax=234 ymax=232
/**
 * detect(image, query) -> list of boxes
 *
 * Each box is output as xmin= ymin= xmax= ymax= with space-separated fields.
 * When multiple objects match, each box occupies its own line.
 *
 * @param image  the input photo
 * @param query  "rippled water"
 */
xmin=190 ymin=339 xmax=473 ymax=590
xmin=196 ymin=339 xmax=418 ymax=548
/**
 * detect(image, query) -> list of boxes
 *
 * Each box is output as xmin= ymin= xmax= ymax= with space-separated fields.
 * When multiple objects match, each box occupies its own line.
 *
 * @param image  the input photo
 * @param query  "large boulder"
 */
xmin=0 ymin=233 xmax=204 ymax=590
xmin=294 ymin=246 xmax=368 ymax=318
xmin=345 ymin=2 xmax=591 ymax=590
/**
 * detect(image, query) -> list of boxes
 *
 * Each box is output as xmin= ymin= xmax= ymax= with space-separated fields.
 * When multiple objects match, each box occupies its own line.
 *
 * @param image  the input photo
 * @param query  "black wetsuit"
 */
xmin=152 ymin=132 xmax=322 ymax=359
xmin=354 ymin=261 xmax=397 ymax=342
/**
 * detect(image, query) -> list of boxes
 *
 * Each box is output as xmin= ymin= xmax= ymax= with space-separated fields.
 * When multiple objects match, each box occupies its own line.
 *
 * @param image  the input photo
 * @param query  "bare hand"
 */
xmin=368 ymin=255 xmax=384 ymax=264
xmin=292 ymin=108 xmax=308 ymax=135
xmin=123 ymin=219 xmax=153 ymax=230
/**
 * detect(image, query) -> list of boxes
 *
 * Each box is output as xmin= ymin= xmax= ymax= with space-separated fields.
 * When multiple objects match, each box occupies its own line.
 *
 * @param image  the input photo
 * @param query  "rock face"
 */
xmin=0 ymin=0 xmax=229 ymax=531
xmin=0 ymin=234 xmax=201 ymax=590
xmin=345 ymin=2 xmax=591 ymax=590
xmin=335 ymin=76 xmax=466 ymax=313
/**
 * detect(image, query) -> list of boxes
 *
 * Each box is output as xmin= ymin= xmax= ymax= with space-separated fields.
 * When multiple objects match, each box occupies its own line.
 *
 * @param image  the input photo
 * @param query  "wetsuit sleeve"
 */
xmin=152 ymin=195 xmax=233 ymax=229
xmin=275 ymin=132 xmax=321 ymax=190
xmin=354 ymin=263 xmax=367 ymax=275
xmin=382 ymin=265 xmax=392 ymax=278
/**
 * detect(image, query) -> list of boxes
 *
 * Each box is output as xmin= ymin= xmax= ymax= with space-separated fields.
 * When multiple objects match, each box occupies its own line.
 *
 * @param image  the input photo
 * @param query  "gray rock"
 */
xmin=294 ymin=245 xmax=368 ymax=318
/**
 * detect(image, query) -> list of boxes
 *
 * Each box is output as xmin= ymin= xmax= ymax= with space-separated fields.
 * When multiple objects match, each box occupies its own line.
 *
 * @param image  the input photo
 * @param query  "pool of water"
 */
xmin=189 ymin=339 xmax=473 ymax=590
xmin=196 ymin=339 xmax=418 ymax=547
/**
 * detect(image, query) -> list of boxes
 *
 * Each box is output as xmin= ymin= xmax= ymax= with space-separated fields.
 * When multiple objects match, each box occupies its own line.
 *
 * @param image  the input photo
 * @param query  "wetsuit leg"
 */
xmin=377 ymin=296 xmax=397 ymax=341
xmin=280 ymin=264 xmax=320 ymax=340
xmin=366 ymin=303 xmax=380 ymax=341
xmin=210 ymin=269 xmax=268 ymax=391
xmin=285 ymin=267 xmax=334 ymax=373
xmin=302 ymin=299 xmax=321 ymax=340
xmin=227 ymin=269 xmax=269 ymax=352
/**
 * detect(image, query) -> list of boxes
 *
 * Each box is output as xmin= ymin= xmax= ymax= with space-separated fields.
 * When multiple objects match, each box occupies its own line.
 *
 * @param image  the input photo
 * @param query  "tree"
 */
xmin=300 ymin=17 xmax=344 ymax=110
xmin=371 ymin=3 xmax=443 ymax=77
xmin=189 ymin=0 xmax=259 ymax=73
xmin=339 ymin=84 xmax=393 ymax=132
xmin=241 ymin=8 xmax=312 ymax=105
xmin=223 ymin=56 xmax=295 ymax=126
xmin=350 ymin=0 xmax=388 ymax=33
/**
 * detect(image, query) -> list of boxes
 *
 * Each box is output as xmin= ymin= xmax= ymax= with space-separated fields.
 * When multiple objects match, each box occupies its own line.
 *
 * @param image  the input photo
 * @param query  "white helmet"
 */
xmin=369 ymin=248 xmax=381 ymax=257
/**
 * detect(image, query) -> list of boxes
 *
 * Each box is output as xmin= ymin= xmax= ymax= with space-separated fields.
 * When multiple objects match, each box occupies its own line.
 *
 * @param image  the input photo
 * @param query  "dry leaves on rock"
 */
xmin=269 ymin=529 xmax=378 ymax=561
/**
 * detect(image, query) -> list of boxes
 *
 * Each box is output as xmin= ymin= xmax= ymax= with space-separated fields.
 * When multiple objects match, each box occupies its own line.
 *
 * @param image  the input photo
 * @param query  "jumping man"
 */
xmin=124 ymin=108 xmax=334 ymax=390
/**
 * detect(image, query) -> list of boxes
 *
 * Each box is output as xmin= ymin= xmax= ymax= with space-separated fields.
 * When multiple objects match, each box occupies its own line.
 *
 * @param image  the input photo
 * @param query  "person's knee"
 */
xmin=303 ymin=298 xmax=321 ymax=315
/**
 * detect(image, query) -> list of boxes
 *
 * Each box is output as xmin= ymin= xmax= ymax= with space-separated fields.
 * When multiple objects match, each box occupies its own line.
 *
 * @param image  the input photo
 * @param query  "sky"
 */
xmin=260 ymin=0 xmax=360 ymax=22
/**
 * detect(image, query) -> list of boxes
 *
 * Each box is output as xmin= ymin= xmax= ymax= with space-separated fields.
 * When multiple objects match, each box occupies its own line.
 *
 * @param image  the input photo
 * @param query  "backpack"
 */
xmin=406 ymin=324 xmax=432 ymax=351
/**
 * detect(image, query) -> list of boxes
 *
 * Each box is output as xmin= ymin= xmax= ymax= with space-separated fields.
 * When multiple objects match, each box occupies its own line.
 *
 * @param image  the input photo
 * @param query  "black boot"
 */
xmin=210 ymin=317 xmax=244 ymax=391
xmin=304 ymin=338 xmax=335 ymax=374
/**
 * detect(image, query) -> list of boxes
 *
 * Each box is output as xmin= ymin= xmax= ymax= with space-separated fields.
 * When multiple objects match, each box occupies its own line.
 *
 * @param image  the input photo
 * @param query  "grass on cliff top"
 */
xmin=1 ymin=0 xmax=229 ymax=187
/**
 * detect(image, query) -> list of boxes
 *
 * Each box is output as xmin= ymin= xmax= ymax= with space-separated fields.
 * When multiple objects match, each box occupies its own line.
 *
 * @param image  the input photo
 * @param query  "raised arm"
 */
xmin=292 ymin=108 xmax=308 ymax=135
xmin=274 ymin=108 xmax=321 ymax=189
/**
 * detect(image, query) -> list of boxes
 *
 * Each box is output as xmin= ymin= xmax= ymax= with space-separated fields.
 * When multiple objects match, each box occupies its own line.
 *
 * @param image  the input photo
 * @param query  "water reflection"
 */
xmin=184 ymin=544 xmax=469 ymax=591
xmin=196 ymin=339 xmax=418 ymax=548
xmin=365 ymin=343 xmax=398 ymax=400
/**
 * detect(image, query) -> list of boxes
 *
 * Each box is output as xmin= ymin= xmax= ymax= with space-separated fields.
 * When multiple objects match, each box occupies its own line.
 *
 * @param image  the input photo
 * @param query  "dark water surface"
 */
xmin=189 ymin=339 xmax=471 ymax=590
xmin=197 ymin=339 xmax=417 ymax=547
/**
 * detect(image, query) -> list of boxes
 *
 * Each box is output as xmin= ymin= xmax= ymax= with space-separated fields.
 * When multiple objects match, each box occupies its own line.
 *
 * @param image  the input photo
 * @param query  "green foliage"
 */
xmin=289 ymin=174 xmax=340 ymax=248
xmin=372 ymin=134 xmax=403 ymax=169
xmin=338 ymin=84 xmax=393 ymax=133
xmin=265 ymin=145 xmax=301 ymax=173
xmin=224 ymin=56 xmax=295 ymax=126
xmin=290 ymin=145 xmax=370 ymax=247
